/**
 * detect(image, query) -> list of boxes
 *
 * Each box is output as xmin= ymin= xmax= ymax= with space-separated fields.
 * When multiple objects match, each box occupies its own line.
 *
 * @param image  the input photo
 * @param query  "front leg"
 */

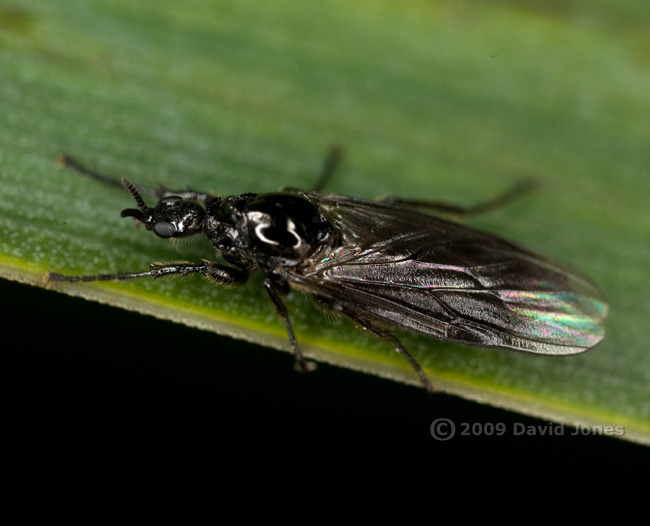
xmin=47 ymin=261 xmax=248 ymax=285
xmin=57 ymin=154 xmax=216 ymax=206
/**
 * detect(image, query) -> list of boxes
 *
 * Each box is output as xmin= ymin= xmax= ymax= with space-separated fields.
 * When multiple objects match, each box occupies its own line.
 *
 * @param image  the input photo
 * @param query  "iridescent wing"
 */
xmin=288 ymin=194 xmax=608 ymax=355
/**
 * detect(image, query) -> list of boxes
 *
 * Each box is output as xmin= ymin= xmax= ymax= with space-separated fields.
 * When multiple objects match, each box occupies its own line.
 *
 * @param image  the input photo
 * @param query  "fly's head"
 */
xmin=120 ymin=177 xmax=206 ymax=239
xmin=205 ymin=192 xmax=334 ymax=269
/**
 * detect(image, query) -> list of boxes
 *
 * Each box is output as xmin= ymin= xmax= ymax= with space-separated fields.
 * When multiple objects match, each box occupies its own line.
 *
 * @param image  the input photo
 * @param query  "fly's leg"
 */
xmin=262 ymin=277 xmax=316 ymax=374
xmin=57 ymin=154 xmax=128 ymax=191
xmin=284 ymin=146 xmax=343 ymax=194
xmin=381 ymin=178 xmax=540 ymax=218
xmin=311 ymin=145 xmax=343 ymax=193
xmin=343 ymin=309 xmax=435 ymax=394
xmin=56 ymin=154 xmax=215 ymax=206
xmin=47 ymin=261 xmax=248 ymax=285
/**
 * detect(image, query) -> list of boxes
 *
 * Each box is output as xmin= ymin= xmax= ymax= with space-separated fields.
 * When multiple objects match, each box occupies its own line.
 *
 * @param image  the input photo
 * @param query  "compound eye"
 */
xmin=153 ymin=221 xmax=177 ymax=238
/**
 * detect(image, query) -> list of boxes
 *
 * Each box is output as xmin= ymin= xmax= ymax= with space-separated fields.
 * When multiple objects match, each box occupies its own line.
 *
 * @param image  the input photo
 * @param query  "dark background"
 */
xmin=3 ymin=278 xmax=647 ymax=464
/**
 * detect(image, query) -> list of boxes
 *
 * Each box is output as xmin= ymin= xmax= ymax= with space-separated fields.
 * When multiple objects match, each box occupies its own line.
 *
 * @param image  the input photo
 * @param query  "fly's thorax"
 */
xmin=206 ymin=192 xmax=334 ymax=269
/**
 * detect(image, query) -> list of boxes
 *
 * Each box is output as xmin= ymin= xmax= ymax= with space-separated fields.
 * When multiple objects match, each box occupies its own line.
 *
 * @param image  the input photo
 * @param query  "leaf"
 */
xmin=1 ymin=0 xmax=648 ymax=445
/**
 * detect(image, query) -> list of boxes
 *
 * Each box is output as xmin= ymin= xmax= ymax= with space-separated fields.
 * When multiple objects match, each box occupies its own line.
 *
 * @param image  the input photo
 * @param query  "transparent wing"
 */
xmin=288 ymin=194 xmax=608 ymax=355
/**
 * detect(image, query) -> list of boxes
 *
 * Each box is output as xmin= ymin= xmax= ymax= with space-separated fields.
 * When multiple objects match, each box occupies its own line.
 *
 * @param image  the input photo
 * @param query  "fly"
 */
xmin=48 ymin=149 xmax=608 ymax=393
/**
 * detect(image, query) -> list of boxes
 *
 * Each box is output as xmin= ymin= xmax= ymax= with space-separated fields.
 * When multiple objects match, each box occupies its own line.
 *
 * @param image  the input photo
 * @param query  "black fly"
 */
xmin=48 ymin=149 xmax=608 ymax=392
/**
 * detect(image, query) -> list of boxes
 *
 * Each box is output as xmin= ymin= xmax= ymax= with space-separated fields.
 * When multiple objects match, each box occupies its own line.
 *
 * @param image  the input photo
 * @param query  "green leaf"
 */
xmin=1 ymin=0 xmax=648 ymax=444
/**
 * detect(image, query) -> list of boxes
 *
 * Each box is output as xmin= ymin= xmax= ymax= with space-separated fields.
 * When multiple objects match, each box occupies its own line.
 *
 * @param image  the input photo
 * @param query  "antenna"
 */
xmin=120 ymin=177 xmax=151 ymax=222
